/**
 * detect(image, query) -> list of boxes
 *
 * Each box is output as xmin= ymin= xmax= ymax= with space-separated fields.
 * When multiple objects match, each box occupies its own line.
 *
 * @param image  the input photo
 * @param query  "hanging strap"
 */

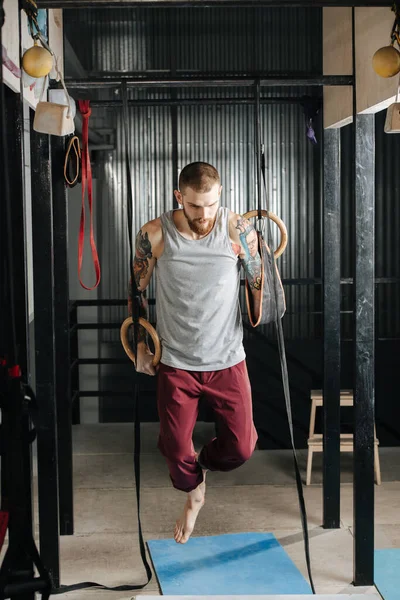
xmin=255 ymin=80 xmax=263 ymax=223
xmin=77 ymin=100 xmax=101 ymax=291
xmin=64 ymin=135 xmax=81 ymax=187
xmin=52 ymin=85 xmax=151 ymax=596
xmin=121 ymin=79 xmax=153 ymax=584
xmin=260 ymin=148 xmax=316 ymax=594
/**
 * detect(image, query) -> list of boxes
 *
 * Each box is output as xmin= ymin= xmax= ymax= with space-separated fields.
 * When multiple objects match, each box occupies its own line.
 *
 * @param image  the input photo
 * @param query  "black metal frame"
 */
xmin=0 ymin=0 xmax=379 ymax=591
xmin=39 ymin=0 xmax=393 ymax=8
xmin=2 ymin=80 xmax=35 ymax=600
xmin=91 ymin=97 xmax=316 ymax=107
xmin=65 ymin=74 xmax=353 ymax=88
xmin=36 ymin=72 xmax=377 ymax=587
xmin=322 ymin=127 xmax=341 ymax=530
xmin=52 ymin=136 xmax=74 ymax=537
xmin=352 ymin=8 xmax=375 ymax=585
xmin=30 ymin=114 xmax=61 ymax=588
xmin=353 ymin=112 xmax=375 ymax=587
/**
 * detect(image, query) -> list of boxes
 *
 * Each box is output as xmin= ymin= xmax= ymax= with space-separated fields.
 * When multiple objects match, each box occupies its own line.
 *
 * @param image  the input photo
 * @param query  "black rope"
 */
xmin=391 ymin=2 xmax=400 ymax=47
xmin=255 ymin=87 xmax=316 ymax=593
xmin=261 ymin=159 xmax=315 ymax=594
xmin=254 ymin=80 xmax=262 ymax=224
xmin=121 ymin=79 xmax=153 ymax=586
xmin=22 ymin=0 xmax=52 ymax=53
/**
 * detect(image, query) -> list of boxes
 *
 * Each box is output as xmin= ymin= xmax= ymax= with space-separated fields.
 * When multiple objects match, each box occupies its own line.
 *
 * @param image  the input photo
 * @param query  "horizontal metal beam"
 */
xmin=65 ymin=74 xmax=353 ymax=89
xmin=39 ymin=0 xmax=392 ymax=8
xmin=89 ymin=143 xmax=115 ymax=150
xmin=91 ymin=97 xmax=307 ymax=107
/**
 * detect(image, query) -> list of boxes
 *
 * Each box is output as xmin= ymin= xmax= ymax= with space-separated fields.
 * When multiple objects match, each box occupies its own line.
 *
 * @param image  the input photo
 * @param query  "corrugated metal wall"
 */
xmin=64 ymin=8 xmax=321 ymax=74
xmin=64 ymin=7 xmax=323 ymax=341
xmin=65 ymin=7 xmax=323 ymax=341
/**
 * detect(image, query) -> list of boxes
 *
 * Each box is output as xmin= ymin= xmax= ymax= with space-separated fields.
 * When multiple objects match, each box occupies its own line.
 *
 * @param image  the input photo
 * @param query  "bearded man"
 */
xmin=128 ymin=162 xmax=262 ymax=544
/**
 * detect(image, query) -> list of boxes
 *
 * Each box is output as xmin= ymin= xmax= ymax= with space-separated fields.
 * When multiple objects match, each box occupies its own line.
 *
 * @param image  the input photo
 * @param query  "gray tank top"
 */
xmin=155 ymin=207 xmax=245 ymax=371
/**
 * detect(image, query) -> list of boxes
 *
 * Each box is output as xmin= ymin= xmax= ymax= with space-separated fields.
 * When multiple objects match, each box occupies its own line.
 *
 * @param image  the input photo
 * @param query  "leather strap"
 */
xmin=64 ymin=135 xmax=81 ymax=187
xmin=77 ymin=100 xmax=101 ymax=291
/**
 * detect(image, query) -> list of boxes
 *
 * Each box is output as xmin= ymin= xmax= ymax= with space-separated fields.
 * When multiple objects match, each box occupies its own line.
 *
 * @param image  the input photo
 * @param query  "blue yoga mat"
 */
xmin=147 ymin=532 xmax=312 ymax=595
xmin=375 ymin=549 xmax=400 ymax=600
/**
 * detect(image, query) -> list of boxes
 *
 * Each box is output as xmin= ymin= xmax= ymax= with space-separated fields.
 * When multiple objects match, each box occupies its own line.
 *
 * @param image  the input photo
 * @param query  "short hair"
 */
xmin=178 ymin=162 xmax=220 ymax=194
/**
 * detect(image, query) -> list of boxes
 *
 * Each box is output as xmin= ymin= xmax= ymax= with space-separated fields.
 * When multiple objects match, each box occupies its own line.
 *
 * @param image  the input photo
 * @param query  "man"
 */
xmin=128 ymin=162 xmax=262 ymax=544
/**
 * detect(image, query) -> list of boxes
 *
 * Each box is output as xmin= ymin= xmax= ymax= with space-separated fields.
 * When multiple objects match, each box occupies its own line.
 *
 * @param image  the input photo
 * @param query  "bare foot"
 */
xmin=174 ymin=475 xmax=206 ymax=544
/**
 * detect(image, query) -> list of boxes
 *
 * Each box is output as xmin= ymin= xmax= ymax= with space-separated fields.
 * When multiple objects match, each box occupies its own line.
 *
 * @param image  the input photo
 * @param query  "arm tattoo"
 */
xmin=128 ymin=280 xmax=148 ymax=343
xmin=235 ymin=217 xmax=262 ymax=291
xmin=133 ymin=229 xmax=153 ymax=289
xmin=127 ymin=229 xmax=153 ymax=343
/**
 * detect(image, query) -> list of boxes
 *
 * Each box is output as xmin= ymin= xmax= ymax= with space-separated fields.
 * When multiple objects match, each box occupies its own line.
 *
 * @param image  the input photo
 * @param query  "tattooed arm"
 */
xmin=128 ymin=219 xmax=163 ymax=376
xmin=229 ymin=213 xmax=262 ymax=320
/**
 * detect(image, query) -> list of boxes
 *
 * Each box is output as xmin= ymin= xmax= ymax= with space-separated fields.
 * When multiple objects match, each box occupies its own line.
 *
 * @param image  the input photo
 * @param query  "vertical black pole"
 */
xmin=322 ymin=127 xmax=341 ymax=529
xmin=255 ymin=79 xmax=262 ymax=215
xmin=52 ymin=136 xmax=74 ymax=536
xmin=70 ymin=305 xmax=81 ymax=424
xmin=353 ymin=111 xmax=375 ymax=585
xmin=352 ymin=8 xmax=375 ymax=586
xmin=169 ymin=12 xmax=179 ymax=207
xmin=4 ymin=81 xmax=35 ymax=600
xmin=171 ymin=99 xmax=179 ymax=207
xmin=30 ymin=114 xmax=60 ymax=587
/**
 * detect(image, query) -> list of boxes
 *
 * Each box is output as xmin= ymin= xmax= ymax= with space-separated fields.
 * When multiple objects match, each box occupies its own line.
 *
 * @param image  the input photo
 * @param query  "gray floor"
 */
xmin=28 ymin=423 xmax=400 ymax=598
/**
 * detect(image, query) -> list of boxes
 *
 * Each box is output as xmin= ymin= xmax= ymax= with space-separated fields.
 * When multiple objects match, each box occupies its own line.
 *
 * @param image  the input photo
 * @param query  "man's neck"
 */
xmin=173 ymin=209 xmax=216 ymax=241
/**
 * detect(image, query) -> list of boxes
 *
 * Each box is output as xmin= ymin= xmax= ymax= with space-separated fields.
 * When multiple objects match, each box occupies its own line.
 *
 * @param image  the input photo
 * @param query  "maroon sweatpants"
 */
xmin=157 ymin=360 xmax=258 ymax=493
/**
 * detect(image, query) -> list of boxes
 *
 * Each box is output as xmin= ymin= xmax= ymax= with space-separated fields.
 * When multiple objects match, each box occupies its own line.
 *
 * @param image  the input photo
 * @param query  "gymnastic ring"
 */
xmin=120 ymin=317 xmax=161 ymax=367
xmin=243 ymin=209 xmax=288 ymax=259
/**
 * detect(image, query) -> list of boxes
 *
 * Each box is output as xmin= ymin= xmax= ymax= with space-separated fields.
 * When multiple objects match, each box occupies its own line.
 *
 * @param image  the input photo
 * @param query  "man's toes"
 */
xmin=174 ymin=522 xmax=182 ymax=543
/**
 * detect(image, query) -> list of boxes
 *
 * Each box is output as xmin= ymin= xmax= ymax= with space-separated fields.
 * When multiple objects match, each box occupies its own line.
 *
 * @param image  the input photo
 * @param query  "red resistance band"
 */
xmin=77 ymin=100 xmax=101 ymax=290
xmin=0 ymin=357 xmax=21 ymax=379
xmin=0 ymin=511 xmax=9 ymax=552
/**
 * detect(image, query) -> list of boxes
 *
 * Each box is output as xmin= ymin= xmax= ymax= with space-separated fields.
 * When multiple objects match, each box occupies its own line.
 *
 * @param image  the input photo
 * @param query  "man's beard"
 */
xmin=183 ymin=207 xmax=215 ymax=236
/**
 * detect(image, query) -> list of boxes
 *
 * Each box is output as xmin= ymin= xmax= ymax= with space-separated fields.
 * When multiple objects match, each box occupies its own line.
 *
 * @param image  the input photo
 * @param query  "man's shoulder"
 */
xmin=140 ymin=218 xmax=164 ymax=256
xmin=227 ymin=210 xmax=246 ymax=234
xmin=141 ymin=217 xmax=162 ymax=236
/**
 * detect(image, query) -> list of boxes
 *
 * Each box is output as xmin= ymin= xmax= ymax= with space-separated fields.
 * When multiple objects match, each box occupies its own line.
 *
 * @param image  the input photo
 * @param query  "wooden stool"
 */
xmin=306 ymin=389 xmax=381 ymax=486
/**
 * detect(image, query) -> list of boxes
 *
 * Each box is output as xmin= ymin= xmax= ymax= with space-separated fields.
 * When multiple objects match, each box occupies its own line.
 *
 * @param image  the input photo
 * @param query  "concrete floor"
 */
xmin=30 ymin=423 xmax=400 ymax=599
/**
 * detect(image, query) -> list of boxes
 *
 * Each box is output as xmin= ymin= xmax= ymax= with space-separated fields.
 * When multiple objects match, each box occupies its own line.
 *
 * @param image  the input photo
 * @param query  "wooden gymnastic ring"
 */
xmin=243 ymin=209 xmax=288 ymax=259
xmin=120 ymin=317 xmax=161 ymax=366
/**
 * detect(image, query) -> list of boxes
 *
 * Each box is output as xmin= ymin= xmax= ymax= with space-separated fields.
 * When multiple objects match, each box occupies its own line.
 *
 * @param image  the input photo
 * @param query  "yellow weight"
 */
xmin=372 ymin=46 xmax=400 ymax=78
xmin=22 ymin=44 xmax=53 ymax=78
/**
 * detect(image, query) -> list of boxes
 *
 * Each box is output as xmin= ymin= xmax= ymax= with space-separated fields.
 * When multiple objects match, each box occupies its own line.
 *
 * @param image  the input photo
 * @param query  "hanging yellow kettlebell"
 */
xmin=22 ymin=42 xmax=53 ymax=78
xmin=372 ymin=45 xmax=400 ymax=78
